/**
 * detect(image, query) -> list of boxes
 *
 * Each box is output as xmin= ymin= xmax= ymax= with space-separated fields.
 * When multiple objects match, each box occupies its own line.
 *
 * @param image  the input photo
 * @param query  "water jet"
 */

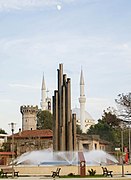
xmin=14 ymin=149 xmax=118 ymax=166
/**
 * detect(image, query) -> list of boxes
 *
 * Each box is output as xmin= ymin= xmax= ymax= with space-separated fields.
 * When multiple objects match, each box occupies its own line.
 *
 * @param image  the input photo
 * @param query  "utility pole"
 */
xmin=129 ymin=123 xmax=131 ymax=163
xmin=9 ymin=122 xmax=16 ymax=179
xmin=121 ymin=128 xmax=124 ymax=177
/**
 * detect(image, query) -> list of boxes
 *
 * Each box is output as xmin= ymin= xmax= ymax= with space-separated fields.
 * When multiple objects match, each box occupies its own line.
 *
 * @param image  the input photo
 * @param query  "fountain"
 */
xmin=14 ymin=149 xmax=118 ymax=166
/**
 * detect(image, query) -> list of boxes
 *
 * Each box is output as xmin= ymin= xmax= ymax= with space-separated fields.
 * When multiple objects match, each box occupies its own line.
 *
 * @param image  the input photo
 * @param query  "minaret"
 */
xmin=41 ymin=74 xmax=47 ymax=111
xmin=79 ymin=69 xmax=86 ymax=133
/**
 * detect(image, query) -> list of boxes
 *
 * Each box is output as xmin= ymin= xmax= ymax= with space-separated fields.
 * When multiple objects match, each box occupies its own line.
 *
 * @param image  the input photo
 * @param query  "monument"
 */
xmin=53 ymin=64 xmax=76 ymax=151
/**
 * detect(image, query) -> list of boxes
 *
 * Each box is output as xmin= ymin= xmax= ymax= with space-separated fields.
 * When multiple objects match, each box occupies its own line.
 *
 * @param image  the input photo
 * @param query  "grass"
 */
xmin=60 ymin=174 xmax=104 ymax=178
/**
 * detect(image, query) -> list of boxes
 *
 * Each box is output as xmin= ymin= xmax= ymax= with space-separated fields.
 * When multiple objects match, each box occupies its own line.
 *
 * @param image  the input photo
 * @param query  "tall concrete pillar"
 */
xmin=72 ymin=113 xmax=77 ymax=151
xmin=53 ymin=64 xmax=76 ymax=151
xmin=53 ymin=90 xmax=58 ymax=151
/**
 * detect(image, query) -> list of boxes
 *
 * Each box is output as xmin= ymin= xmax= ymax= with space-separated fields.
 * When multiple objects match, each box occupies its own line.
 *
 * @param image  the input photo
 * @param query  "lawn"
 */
xmin=60 ymin=175 xmax=104 ymax=178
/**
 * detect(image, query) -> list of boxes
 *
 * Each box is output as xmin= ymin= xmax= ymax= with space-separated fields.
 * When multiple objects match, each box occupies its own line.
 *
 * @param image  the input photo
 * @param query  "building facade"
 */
xmin=7 ymin=129 xmax=53 ymax=157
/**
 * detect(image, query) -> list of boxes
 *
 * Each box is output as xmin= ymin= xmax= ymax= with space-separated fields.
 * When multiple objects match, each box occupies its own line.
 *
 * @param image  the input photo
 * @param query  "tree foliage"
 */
xmin=87 ymin=119 xmax=115 ymax=142
xmin=0 ymin=129 xmax=7 ymax=134
xmin=115 ymin=92 xmax=131 ymax=122
xmin=102 ymin=108 xmax=121 ymax=128
xmin=37 ymin=110 xmax=53 ymax=130
xmin=87 ymin=108 xmax=122 ymax=149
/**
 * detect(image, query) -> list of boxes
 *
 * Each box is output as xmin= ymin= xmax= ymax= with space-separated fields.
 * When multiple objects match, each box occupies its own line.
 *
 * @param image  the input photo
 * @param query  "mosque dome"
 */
xmin=72 ymin=107 xmax=95 ymax=131
xmin=72 ymin=108 xmax=94 ymax=121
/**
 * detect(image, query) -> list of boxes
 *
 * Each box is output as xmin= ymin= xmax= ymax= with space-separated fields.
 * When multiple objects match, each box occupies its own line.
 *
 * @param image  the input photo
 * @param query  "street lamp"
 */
xmin=9 ymin=122 xmax=16 ymax=179
xmin=128 ymin=122 xmax=131 ymax=164
xmin=121 ymin=128 xmax=124 ymax=177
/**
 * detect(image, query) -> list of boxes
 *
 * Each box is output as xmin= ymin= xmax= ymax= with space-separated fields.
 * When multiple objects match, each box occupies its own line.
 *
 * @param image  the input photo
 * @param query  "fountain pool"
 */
xmin=14 ymin=149 xmax=118 ymax=166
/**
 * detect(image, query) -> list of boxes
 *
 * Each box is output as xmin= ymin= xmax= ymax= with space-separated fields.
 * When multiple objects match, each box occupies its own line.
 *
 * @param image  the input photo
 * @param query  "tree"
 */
xmin=0 ymin=129 xmax=7 ymax=134
xmin=102 ymin=107 xmax=121 ymax=128
xmin=115 ymin=92 xmax=131 ymax=122
xmin=37 ymin=110 xmax=53 ymax=130
xmin=87 ymin=109 xmax=122 ymax=149
xmin=87 ymin=119 xmax=115 ymax=142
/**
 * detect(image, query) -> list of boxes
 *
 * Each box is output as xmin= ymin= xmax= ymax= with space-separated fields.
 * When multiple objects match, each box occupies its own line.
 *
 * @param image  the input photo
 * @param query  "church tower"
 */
xmin=40 ymin=74 xmax=51 ymax=112
xmin=79 ymin=69 xmax=86 ymax=133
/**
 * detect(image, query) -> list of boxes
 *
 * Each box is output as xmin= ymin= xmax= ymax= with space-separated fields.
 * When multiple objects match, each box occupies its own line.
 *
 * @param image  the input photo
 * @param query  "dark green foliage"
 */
xmin=87 ymin=119 xmax=115 ymax=142
xmin=60 ymin=174 xmax=103 ymax=178
xmin=88 ymin=169 xmax=96 ymax=176
xmin=0 ymin=129 xmax=7 ymax=134
xmin=67 ymin=173 xmax=75 ymax=176
xmin=37 ymin=110 xmax=53 ymax=130
xmin=102 ymin=110 xmax=121 ymax=128
xmin=87 ymin=109 xmax=122 ymax=149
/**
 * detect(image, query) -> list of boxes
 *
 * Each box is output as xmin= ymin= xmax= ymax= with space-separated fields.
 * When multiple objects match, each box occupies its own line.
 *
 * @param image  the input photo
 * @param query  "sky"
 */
xmin=0 ymin=0 xmax=131 ymax=134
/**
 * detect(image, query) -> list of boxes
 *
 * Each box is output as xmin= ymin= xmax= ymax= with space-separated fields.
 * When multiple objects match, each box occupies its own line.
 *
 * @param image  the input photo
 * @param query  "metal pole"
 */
xmin=121 ymin=129 xmax=124 ymax=177
xmin=129 ymin=126 xmax=131 ymax=164
xmin=10 ymin=122 xmax=15 ymax=179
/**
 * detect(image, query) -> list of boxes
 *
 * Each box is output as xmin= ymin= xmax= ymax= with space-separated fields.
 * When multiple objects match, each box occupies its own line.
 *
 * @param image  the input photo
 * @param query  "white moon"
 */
xmin=56 ymin=4 xmax=62 ymax=11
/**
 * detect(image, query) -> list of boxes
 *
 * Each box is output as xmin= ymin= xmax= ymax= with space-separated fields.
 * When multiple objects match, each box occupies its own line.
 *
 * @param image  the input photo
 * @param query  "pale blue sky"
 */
xmin=0 ymin=0 xmax=131 ymax=133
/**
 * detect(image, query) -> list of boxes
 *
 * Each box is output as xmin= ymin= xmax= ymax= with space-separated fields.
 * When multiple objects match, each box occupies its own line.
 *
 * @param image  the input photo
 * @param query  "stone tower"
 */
xmin=53 ymin=64 xmax=76 ymax=151
xmin=79 ymin=69 xmax=86 ymax=133
xmin=20 ymin=105 xmax=38 ymax=131
xmin=40 ymin=74 xmax=51 ymax=112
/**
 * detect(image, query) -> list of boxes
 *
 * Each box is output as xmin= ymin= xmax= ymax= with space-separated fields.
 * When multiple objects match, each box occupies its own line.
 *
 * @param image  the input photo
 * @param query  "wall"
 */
xmin=14 ymin=165 xmax=131 ymax=176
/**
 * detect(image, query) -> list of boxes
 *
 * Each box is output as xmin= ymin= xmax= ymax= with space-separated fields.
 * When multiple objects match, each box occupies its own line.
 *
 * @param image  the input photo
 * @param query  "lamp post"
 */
xmin=129 ymin=123 xmax=131 ymax=164
xmin=9 ymin=122 xmax=16 ymax=179
xmin=121 ymin=127 xmax=124 ymax=177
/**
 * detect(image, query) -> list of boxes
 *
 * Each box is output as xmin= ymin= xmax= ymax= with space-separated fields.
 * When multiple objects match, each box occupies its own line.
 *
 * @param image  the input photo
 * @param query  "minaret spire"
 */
xmin=41 ymin=73 xmax=47 ymax=111
xmin=79 ymin=68 xmax=86 ymax=133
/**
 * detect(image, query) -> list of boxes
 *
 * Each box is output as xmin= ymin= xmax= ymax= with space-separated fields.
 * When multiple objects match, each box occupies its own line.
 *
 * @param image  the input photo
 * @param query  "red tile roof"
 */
xmin=8 ymin=129 xmax=53 ymax=139
xmin=0 ymin=152 xmax=15 ymax=155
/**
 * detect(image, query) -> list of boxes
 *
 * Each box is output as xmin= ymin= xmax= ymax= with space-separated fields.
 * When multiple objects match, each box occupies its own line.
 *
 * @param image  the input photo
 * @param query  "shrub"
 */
xmin=67 ymin=172 xmax=75 ymax=176
xmin=88 ymin=168 xmax=96 ymax=176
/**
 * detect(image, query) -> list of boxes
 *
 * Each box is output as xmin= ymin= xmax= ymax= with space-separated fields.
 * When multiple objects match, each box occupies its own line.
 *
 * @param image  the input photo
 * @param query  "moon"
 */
xmin=56 ymin=4 xmax=62 ymax=11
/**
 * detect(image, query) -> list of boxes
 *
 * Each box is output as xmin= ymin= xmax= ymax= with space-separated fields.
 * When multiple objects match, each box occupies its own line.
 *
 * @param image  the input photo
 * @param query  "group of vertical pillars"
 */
xmin=53 ymin=64 xmax=76 ymax=151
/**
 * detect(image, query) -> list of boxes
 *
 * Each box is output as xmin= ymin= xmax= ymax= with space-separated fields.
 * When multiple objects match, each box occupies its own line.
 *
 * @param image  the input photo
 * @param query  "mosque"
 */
xmin=20 ymin=69 xmax=95 ymax=133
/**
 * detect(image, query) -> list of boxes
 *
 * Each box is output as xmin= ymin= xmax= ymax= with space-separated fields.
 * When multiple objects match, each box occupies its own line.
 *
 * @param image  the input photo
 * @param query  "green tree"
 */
xmin=102 ymin=108 xmax=121 ymax=128
xmin=87 ymin=109 xmax=122 ymax=149
xmin=87 ymin=119 xmax=115 ymax=142
xmin=0 ymin=129 xmax=7 ymax=134
xmin=37 ymin=110 xmax=53 ymax=130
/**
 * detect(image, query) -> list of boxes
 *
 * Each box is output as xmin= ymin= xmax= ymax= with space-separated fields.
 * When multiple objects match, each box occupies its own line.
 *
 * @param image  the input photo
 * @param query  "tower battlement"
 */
xmin=20 ymin=105 xmax=38 ymax=131
xmin=20 ymin=105 xmax=38 ymax=114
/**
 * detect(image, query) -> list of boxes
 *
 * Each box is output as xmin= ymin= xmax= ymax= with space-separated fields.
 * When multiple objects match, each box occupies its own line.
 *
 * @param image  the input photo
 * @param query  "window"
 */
xmin=83 ymin=144 xmax=89 ymax=150
xmin=94 ymin=143 xmax=97 ymax=150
